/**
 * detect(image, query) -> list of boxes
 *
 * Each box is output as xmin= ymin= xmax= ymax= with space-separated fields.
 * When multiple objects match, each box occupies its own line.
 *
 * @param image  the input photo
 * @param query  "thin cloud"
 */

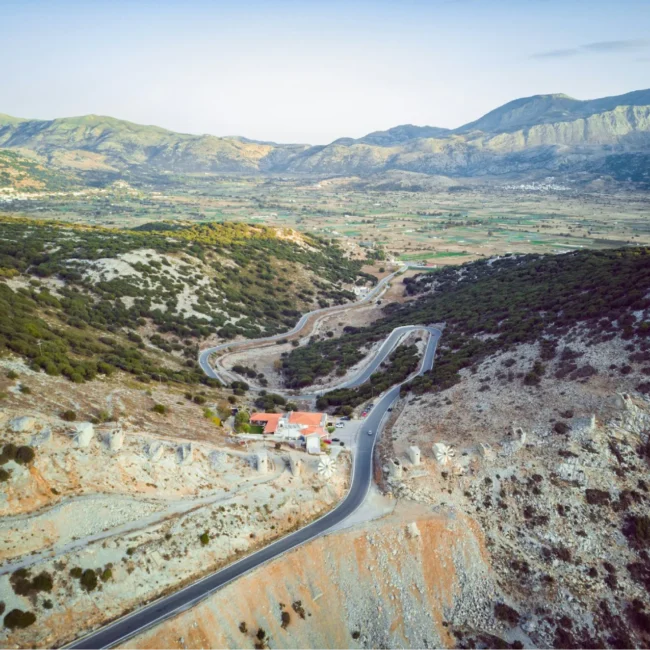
xmin=532 ymin=39 xmax=649 ymax=59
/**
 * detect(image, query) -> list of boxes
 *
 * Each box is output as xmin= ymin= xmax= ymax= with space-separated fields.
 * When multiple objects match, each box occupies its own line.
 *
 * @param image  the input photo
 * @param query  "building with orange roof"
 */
xmin=249 ymin=413 xmax=283 ymax=434
xmin=248 ymin=411 xmax=328 ymax=439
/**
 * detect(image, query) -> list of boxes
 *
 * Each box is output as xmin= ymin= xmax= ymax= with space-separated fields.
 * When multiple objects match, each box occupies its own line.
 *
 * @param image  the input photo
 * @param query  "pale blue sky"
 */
xmin=1 ymin=0 xmax=649 ymax=143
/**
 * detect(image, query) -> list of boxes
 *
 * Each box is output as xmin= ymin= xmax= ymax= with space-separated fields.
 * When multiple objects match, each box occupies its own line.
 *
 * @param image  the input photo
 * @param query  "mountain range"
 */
xmin=1 ymin=88 xmax=650 ymax=185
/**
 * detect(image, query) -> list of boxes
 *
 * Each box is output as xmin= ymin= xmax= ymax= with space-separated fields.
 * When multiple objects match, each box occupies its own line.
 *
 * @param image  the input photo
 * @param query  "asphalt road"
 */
xmin=68 ymin=325 xmax=440 ymax=648
xmin=198 ymin=267 xmax=403 ymax=387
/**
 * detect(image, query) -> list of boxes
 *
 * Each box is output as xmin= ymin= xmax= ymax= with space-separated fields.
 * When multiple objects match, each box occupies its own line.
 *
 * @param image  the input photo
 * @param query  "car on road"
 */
xmin=331 ymin=437 xmax=340 ymax=442
xmin=367 ymin=430 xmax=374 ymax=436
xmin=387 ymin=407 xmax=393 ymax=412
xmin=335 ymin=422 xmax=344 ymax=429
xmin=361 ymin=411 xmax=367 ymax=418
xmin=340 ymin=416 xmax=351 ymax=421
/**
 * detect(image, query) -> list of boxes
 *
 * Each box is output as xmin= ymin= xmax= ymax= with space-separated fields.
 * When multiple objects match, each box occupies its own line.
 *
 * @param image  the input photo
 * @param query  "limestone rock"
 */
xmin=31 ymin=427 xmax=52 ymax=447
xmin=74 ymin=422 xmax=95 ymax=448
xmin=406 ymin=522 xmax=420 ymax=538
xmin=10 ymin=416 xmax=38 ymax=433
xmin=387 ymin=458 xmax=403 ymax=479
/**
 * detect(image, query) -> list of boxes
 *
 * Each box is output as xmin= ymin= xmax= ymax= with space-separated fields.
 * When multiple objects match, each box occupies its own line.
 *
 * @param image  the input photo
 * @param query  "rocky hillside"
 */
xmin=121 ymin=502 xmax=493 ymax=650
xmin=1 ymin=88 xmax=649 ymax=182
xmin=0 ymin=217 xmax=367 ymax=386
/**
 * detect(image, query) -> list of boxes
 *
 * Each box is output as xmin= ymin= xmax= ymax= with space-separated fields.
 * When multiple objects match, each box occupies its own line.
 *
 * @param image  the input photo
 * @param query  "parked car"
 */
xmin=335 ymin=422 xmax=344 ymax=429
xmin=331 ymin=437 xmax=340 ymax=442
xmin=387 ymin=407 xmax=393 ymax=412
xmin=340 ymin=416 xmax=351 ymax=421
xmin=361 ymin=412 xmax=367 ymax=418
xmin=367 ymin=430 xmax=374 ymax=436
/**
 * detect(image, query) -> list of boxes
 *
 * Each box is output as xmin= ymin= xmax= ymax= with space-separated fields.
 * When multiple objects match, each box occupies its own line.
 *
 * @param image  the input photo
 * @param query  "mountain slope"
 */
xmin=1 ymin=88 xmax=649 ymax=181
xmin=0 ymin=114 xmax=309 ymax=174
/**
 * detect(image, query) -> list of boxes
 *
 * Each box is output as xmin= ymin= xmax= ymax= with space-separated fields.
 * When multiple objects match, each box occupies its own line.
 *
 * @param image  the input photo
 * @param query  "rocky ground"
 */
xmin=121 ymin=327 xmax=650 ymax=649
xmin=122 ymin=502 xmax=494 ymax=650
xmin=0 ymin=359 xmax=350 ymax=649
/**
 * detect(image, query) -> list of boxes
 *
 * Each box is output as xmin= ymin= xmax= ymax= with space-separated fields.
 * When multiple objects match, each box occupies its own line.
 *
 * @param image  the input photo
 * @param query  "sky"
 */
xmin=1 ymin=0 xmax=649 ymax=144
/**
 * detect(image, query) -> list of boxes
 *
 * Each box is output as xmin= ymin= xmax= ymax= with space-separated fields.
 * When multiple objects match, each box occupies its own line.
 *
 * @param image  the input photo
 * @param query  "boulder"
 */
xmin=31 ymin=427 xmax=52 ymax=447
xmin=570 ymin=415 xmax=596 ymax=440
xmin=73 ymin=422 xmax=94 ymax=447
xmin=10 ymin=416 xmax=38 ymax=433
xmin=406 ymin=522 xmax=421 ymax=538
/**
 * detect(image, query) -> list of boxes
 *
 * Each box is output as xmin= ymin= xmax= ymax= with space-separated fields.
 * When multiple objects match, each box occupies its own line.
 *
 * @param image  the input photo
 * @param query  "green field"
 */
xmin=399 ymin=251 xmax=469 ymax=261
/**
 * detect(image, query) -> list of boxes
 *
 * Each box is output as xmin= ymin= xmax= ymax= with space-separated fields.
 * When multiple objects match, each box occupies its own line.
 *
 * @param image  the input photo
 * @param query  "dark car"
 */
xmin=340 ymin=416 xmax=351 ymax=421
xmin=332 ymin=437 xmax=340 ymax=442
xmin=387 ymin=407 xmax=393 ymax=412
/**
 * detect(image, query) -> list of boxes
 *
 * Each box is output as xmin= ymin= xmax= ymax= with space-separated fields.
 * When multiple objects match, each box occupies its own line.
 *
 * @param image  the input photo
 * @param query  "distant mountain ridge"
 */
xmin=1 ymin=88 xmax=649 ymax=184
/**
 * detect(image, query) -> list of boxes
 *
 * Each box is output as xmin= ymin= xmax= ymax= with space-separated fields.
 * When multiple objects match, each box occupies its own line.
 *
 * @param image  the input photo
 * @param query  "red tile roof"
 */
xmin=250 ymin=413 xmax=282 ymax=434
xmin=289 ymin=412 xmax=324 ymax=427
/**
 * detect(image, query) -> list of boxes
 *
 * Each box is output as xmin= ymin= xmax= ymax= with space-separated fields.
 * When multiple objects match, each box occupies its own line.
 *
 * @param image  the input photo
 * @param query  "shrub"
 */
xmin=14 ymin=446 xmax=35 ymax=465
xmin=70 ymin=567 xmax=82 ymax=579
xmin=31 ymin=572 xmax=53 ymax=593
xmin=193 ymin=395 xmax=207 ymax=405
xmin=60 ymin=410 xmax=77 ymax=422
xmin=624 ymin=515 xmax=650 ymax=549
xmin=100 ymin=568 xmax=112 ymax=582
xmin=80 ymin=569 xmax=97 ymax=592
xmin=239 ymin=622 xmax=248 ymax=634
xmin=585 ymin=489 xmax=611 ymax=506
xmin=4 ymin=609 xmax=36 ymax=629
xmin=19 ymin=385 xmax=31 ymax=394
xmin=6 ymin=370 xmax=18 ymax=380
xmin=151 ymin=404 xmax=168 ymax=415
xmin=554 ymin=421 xmax=570 ymax=435
xmin=200 ymin=532 xmax=210 ymax=546
xmin=494 ymin=603 xmax=520 ymax=626
xmin=43 ymin=600 xmax=53 ymax=610
xmin=281 ymin=610 xmax=290 ymax=629
xmin=0 ymin=468 xmax=10 ymax=482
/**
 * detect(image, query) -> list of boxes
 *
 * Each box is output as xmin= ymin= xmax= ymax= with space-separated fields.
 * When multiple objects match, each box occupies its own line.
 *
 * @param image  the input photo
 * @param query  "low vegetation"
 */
xmin=283 ymin=248 xmax=650 ymax=400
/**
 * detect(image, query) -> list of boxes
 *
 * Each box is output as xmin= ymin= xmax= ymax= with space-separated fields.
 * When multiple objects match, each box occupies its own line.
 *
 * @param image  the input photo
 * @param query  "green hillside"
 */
xmin=277 ymin=247 xmax=650 ymax=410
xmin=0 ymin=217 xmax=367 ymax=384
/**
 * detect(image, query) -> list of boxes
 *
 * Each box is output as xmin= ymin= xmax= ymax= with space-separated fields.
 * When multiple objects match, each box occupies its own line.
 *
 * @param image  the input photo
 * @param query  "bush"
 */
xmin=100 ymin=568 xmax=112 ymax=582
xmin=70 ymin=567 xmax=82 ymax=579
xmin=494 ymin=602 xmax=520 ymax=626
xmin=60 ymin=410 xmax=77 ymax=422
xmin=31 ymin=572 xmax=53 ymax=593
xmin=585 ymin=489 xmax=611 ymax=506
xmin=80 ymin=569 xmax=97 ymax=592
xmin=6 ymin=370 xmax=18 ymax=380
xmin=19 ymin=385 xmax=31 ymax=394
xmin=624 ymin=515 xmax=650 ymax=549
xmin=281 ymin=610 xmax=290 ymax=629
xmin=239 ymin=621 xmax=247 ymax=634
xmin=554 ymin=421 xmax=570 ymax=435
xmin=4 ymin=609 xmax=36 ymax=629
xmin=200 ymin=532 xmax=210 ymax=546
xmin=151 ymin=404 xmax=168 ymax=415
xmin=14 ymin=446 xmax=35 ymax=465
xmin=0 ymin=468 xmax=10 ymax=482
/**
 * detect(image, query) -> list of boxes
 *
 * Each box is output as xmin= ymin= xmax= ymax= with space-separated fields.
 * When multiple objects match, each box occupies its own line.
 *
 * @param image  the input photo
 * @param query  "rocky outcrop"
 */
xmin=10 ymin=416 xmax=38 ymax=433
xmin=122 ymin=505 xmax=494 ymax=650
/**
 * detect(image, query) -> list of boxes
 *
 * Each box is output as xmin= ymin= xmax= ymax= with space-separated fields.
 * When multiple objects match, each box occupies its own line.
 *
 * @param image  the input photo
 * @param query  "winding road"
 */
xmin=68 ymin=269 xmax=441 ymax=649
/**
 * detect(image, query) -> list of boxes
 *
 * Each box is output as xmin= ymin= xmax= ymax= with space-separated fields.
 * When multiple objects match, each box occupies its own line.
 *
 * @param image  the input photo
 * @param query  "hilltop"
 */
xmin=1 ymin=88 xmax=649 ymax=184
